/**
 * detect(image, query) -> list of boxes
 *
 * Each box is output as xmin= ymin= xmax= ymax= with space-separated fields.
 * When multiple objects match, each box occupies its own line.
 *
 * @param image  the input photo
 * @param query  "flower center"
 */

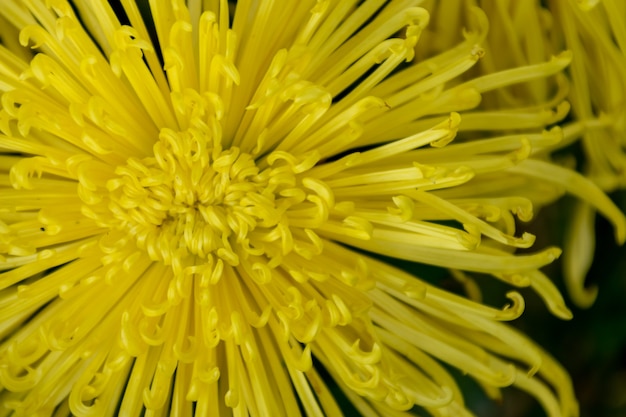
xmin=106 ymin=126 xmax=276 ymax=270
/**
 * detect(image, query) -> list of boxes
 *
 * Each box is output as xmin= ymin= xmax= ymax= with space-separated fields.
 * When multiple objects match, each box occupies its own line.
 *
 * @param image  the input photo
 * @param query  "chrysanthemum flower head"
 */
xmin=442 ymin=0 xmax=626 ymax=308
xmin=1 ymin=1 xmax=624 ymax=416
xmin=549 ymin=0 xmax=626 ymax=307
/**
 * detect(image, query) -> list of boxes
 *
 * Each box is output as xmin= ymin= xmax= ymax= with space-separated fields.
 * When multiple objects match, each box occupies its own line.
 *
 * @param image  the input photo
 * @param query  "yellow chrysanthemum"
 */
xmin=549 ymin=0 xmax=626 ymax=308
xmin=433 ymin=0 xmax=626 ymax=308
xmin=0 ymin=1 xmax=624 ymax=416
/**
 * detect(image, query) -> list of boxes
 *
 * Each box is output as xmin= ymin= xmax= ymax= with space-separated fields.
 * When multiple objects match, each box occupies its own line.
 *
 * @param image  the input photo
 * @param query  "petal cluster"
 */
xmin=424 ymin=0 xmax=626 ymax=307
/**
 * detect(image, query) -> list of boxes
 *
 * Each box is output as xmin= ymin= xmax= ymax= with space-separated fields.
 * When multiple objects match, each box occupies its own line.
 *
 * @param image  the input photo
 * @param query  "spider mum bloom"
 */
xmin=438 ymin=0 xmax=626 ymax=307
xmin=408 ymin=1 xmax=625 ymax=252
xmin=548 ymin=0 xmax=626 ymax=307
xmin=1 ymin=1 xmax=623 ymax=416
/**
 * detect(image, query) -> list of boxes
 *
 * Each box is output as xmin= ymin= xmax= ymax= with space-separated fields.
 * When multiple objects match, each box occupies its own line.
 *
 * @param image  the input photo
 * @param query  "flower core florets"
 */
xmin=89 ymin=120 xmax=328 ymax=279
